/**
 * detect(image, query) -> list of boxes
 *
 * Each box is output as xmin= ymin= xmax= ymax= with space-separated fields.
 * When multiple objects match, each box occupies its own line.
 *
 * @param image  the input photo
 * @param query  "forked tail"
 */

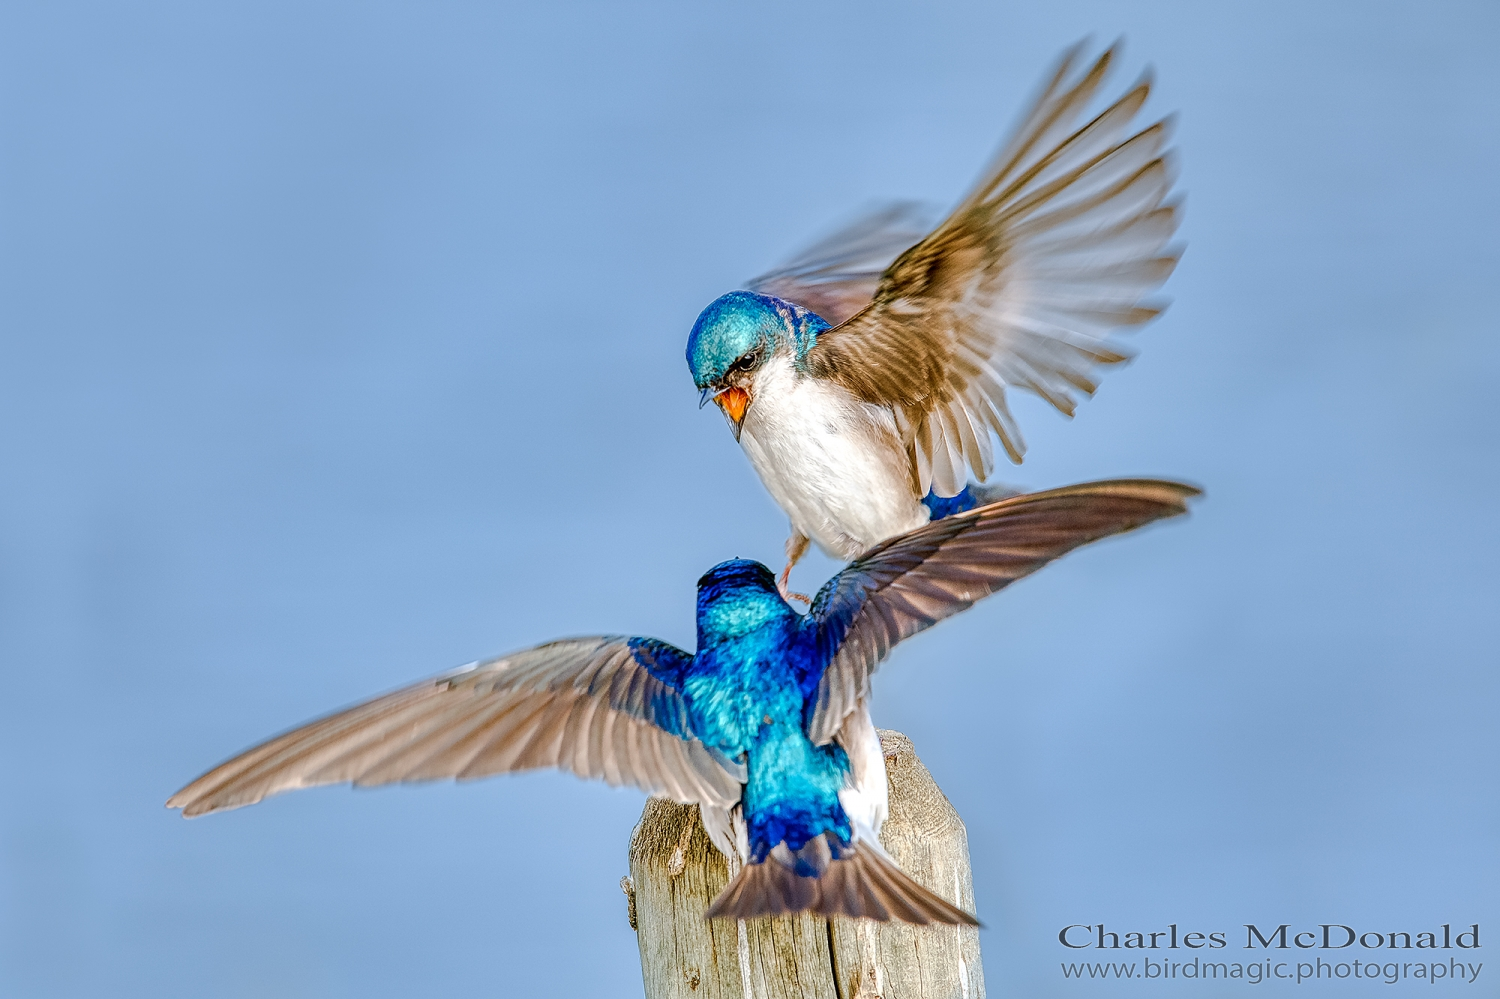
xmin=704 ymin=838 xmax=978 ymax=926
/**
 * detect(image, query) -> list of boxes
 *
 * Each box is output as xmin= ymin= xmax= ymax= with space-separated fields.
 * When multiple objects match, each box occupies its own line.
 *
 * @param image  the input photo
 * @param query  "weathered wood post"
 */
xmin=624 ymin=730 xmax=984 ymax=999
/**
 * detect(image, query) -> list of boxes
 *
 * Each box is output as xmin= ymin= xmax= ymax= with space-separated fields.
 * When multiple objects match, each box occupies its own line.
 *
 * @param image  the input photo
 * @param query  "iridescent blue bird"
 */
xmin=687 ymin=43 xmax=1183 ymax=593
xmin=169 ymin=480 xmax=1197 ymax=922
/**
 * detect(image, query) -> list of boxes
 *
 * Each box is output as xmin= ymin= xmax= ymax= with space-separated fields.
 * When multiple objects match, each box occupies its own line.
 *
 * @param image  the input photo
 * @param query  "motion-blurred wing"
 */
xmin=805 ymin=480 xmax=1199 ymax=744
xmin=168 ymin=637 xmax=742 ymax=817
xmin=748 ymin=201 xmax=938 ymax=327
xmin=804 ymin=43 xmax=1182 ymax=496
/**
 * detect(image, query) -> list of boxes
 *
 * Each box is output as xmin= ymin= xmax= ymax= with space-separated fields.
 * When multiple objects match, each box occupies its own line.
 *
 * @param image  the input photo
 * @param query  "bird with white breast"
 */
xmin=687 ymin=42 xmax=1182 ymax=594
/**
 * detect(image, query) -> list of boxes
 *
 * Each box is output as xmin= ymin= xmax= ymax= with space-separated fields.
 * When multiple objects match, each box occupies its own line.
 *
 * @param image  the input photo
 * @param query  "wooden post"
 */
xmin=624 ymin=730 xmax=984 ymax=999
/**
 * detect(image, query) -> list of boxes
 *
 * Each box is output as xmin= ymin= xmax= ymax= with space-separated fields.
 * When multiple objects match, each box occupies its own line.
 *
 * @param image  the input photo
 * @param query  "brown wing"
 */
xmin=805 ymin=480 xmax=1199 ymax=745
xmin=748 ymin=201 xmax=938 ymax=326
xmin=804 ymin=43 xmax=1182 ymax=496
xmin=167 ymin=637 xmax=742 ymax=817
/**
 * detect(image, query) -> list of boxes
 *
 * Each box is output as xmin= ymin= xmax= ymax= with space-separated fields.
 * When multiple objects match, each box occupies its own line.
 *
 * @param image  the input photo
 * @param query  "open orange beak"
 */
xmin=713 ymin=386 xmax=751 ymax=439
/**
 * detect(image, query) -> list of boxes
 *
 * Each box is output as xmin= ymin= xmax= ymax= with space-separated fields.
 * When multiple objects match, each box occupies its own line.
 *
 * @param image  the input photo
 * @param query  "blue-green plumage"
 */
xmin=740 ymin=728 xmax=850 ymax=867
xmin=650 ymin=559 xmax=853 ymax=864
xmin=686 ymin=291 xmax=829 ymax=394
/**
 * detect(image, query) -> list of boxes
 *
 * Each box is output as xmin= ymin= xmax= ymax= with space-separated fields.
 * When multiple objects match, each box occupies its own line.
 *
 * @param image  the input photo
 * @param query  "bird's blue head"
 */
xmin=695 ymin=558 xmax=794 ymax=649
xmin=686 ymin=291 xmax=830 ymax=440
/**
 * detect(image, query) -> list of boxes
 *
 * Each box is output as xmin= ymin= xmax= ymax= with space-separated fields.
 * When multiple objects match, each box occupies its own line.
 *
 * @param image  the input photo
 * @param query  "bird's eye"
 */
xmin=729 ymin=348 xmax=761 ymax=375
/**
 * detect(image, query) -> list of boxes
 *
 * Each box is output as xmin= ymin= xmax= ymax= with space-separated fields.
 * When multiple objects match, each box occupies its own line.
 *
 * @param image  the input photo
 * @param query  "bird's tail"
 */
xmin=704 ymin=835 xmax=978 ymax=926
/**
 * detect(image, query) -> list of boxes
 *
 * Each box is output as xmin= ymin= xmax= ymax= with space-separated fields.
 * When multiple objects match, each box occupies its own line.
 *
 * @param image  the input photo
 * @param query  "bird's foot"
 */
xmin=777 ymin=564 xmax=811 ymax=606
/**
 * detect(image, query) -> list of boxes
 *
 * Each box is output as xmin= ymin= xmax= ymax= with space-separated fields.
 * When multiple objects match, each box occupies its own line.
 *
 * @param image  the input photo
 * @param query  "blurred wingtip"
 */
xmin=166 ymin=776 xmax=265 ymax=818
xmin=1104 ymin=478 xmax=1204 ymax=508
xmin=1060 ymin=36 xmax=1093 ymax=64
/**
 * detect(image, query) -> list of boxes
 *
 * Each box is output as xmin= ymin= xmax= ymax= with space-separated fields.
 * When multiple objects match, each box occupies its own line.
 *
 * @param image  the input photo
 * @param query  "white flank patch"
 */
xmin=837 ymin=702 xmax=889 ymax=843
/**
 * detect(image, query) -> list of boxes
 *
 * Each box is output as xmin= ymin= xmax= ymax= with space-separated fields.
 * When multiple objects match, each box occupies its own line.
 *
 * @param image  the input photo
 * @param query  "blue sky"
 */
xmin=2 ymin=2 xmax=1497 ymax=995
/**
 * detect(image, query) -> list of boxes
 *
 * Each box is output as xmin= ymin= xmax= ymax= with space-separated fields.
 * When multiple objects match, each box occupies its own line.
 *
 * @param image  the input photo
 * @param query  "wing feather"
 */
xmin=167 ymin=637 xmax=741 ymax=817
xmin=805 ymin=480 xmax=1199 ymax=743
xmin=747 ymin=201 xmax=939 ymax=326
xmin=390 ymin=700 xmax=525 ymax=783
xmin=451 ymin=694 xmax=551 ymax=779
xmin=343 ymin=696 xmax=500 ymax=785
xmin=803 ymin=45 xmax=1182 ymax=495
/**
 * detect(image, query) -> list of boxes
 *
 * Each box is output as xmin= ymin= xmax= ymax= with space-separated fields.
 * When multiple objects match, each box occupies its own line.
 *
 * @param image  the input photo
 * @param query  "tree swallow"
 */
xmin=687 ymin=44 xmax=1182 ymax=591
xmin=169 ymin=479 xmax=1197 ymax=924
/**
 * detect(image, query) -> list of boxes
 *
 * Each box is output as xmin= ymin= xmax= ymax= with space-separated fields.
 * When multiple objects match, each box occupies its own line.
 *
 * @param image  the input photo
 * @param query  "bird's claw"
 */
xmin=777 ymin=564 xmax=811 ymax=606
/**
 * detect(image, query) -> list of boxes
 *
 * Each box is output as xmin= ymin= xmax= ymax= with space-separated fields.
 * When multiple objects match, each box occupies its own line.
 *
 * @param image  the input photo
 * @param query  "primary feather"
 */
xmin=804 ymin=478 xmax=1201 ymax=744
xmin=799 ymin=43 xmax=1181 ymax=497
xmin=166 ymin=638 xmax=740 ymax=818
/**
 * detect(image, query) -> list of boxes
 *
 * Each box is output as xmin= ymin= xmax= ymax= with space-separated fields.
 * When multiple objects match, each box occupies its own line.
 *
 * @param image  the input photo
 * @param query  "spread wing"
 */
xmin=167 ymin=637 xmax=743 ymax=817
xmin=748 ymin=201 xmax=939 ymax=327
xmin=804 ymin=480 xmax=1199 ymax=744
xmin=803 ymin=43 xmax=1182 ymax=496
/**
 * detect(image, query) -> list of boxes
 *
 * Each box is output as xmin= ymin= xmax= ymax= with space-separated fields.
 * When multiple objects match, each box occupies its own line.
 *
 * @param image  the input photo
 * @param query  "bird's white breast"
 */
xmin=739 ymin=354 xmax=928 ymax=560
